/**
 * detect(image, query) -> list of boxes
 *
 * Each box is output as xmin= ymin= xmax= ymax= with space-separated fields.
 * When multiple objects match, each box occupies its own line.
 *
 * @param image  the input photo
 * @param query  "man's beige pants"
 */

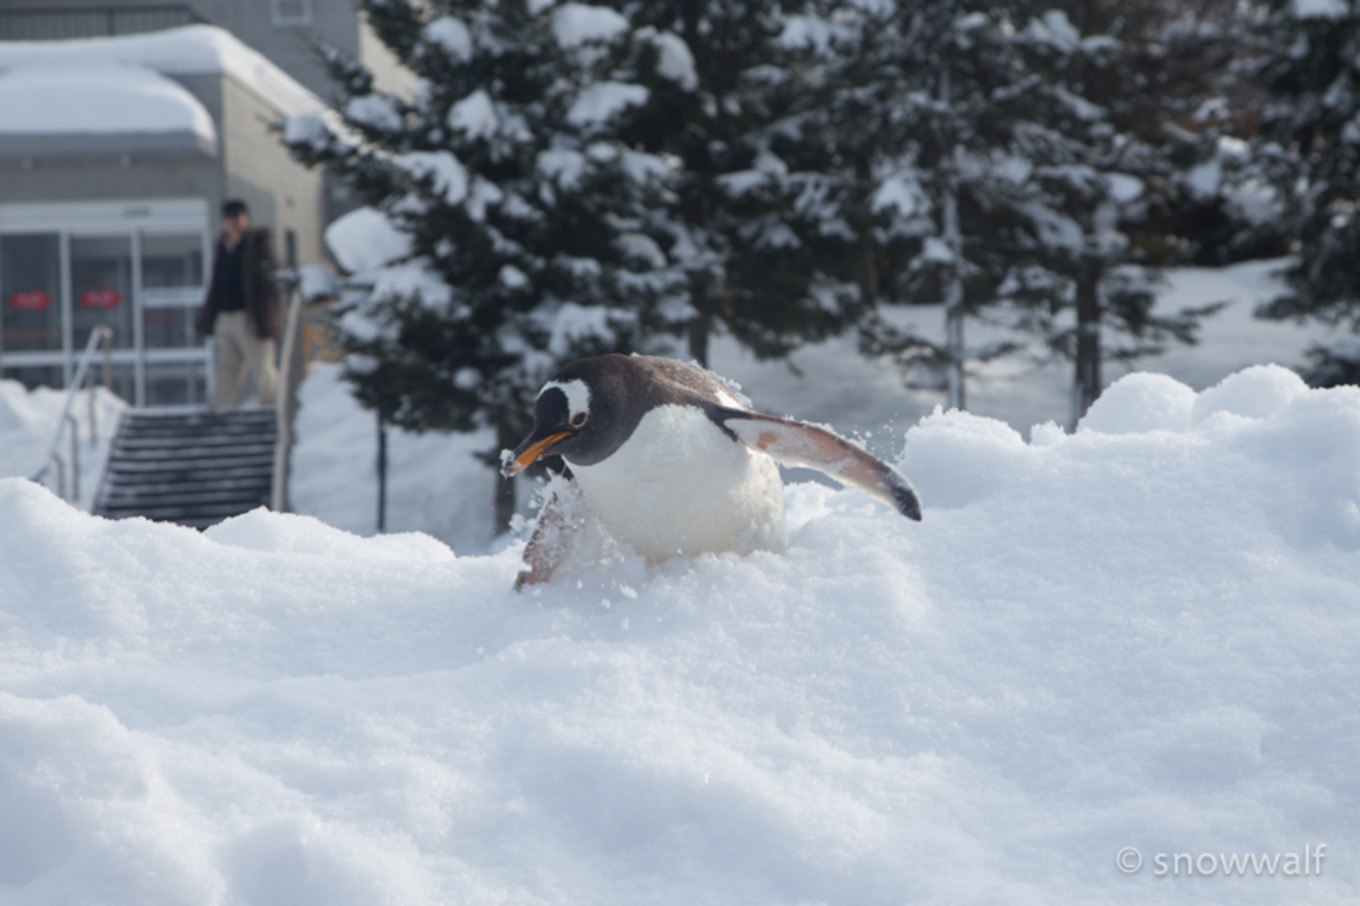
xmin=211 ymin=311 xmax=279 ymax=411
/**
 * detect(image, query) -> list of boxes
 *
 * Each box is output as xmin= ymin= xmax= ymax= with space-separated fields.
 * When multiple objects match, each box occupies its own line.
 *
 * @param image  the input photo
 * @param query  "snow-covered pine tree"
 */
xmin=608 ymin=0 xmax=866 ymax=367
xmin=1253 ymin=0 xmax=1360 ymax=386
xmin=793 ymin=0 xmax=1057 ymax=411
xmin=1010 ymin=1 xmax=1230 ymax=424
xmin=792 ymin=1 xmax=1231 ymax=420
xmin=283 ymin=1 xmax=686 ymax=534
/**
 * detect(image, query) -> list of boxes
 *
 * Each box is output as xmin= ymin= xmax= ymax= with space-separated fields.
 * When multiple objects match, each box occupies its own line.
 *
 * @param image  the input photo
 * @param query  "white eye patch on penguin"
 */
xmin=502 ymin=354 xmax=921 ymax=588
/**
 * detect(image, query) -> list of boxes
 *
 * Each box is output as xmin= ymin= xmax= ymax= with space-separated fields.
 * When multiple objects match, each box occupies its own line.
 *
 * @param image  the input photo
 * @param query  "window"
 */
xmin=0 ymin=201 xmax=212 ymax=407
xmin=271 ymin=0 xmax=312 ymax=27
xmin=141 ymin=232 xmax=206 ymax=351
xmin=0 ymin=233 xmax=62 ymax=353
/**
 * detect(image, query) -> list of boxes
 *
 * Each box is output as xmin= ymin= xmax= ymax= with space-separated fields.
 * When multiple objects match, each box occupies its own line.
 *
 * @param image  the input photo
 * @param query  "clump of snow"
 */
xmin=1079 ymin=372 xmax=1196 ymax=434
xmin=0 ymin=64 xmax=216 ymax=145
xmin=1021 ymin=9 xmax=1081 ymax=49
xmin=369 ymin=261 xmax=454 ymax=309
xmin=537 ymin=147 xmax=588 ymax=189
xmin=616 ymin=232 xmax=667 ymax=268
xmin=567 ymin=81 xmax=650 ymax=128
xmin=1291 ymin=0 xmax=1349 ymax=19
xmin=345 ymin=94 xmax=403 ymax=133
xmin=499 ymin=264 xmax=530 ymax=289
xmin=550 ymin=3 xmax=629 ymax=48
xmin=873 ymin=169 xmax=931 ymax=219
xmin=638 ymin=28 xmax=698 ymax=91
xmin=296 ymin=264 xmax=339 ymax=301
xmin=423 ymin=15 xmax=473 ymax=62
xmin=2 ymin=364 xmax=1359 ymax=902
xmin=324 ymin=207 xmax=411 ymax=274
xmin=281 ymin=112 xmax=329 ymax=149
xmin=776 ymin=14 xmax=852 ymax=54
xmin=446 ymin=89 xmax=499 ymax=140
xmin=533 ymin=302 xmax=629 ymax=356
xmin=465 ymin=177 xmax=504 ymax=221
xmin=398 ymin=150 xmax=469 ymax=205
xmin=1105 ymin=172 xmax=1144 ymax=205
xmin=1191 ymin=363 xmax=1309 ymax=426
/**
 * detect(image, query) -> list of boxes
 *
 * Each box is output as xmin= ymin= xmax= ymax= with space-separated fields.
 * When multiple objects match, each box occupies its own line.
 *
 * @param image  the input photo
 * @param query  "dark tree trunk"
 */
xmin=853 ymin=240 xmax=879 ymax=304
xmin=688 ymin=296 xmax=710 ymax=367
xmin=494 ymin=418 xmax=519 ymax=536
xmin=1072 ymin=263 xmax=1102 ymax=427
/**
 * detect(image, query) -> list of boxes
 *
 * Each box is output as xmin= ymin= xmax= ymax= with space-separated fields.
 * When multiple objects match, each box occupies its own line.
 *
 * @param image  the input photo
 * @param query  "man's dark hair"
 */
xmin=221 ymin=199 xmax=249 ymax=219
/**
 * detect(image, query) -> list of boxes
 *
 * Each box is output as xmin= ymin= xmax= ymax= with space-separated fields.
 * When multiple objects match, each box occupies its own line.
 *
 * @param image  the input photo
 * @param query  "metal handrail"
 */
xmin=271 ymin=274 xmax=304 ymax=513
xmin=30 ymin=325 xmax=114 ymax=501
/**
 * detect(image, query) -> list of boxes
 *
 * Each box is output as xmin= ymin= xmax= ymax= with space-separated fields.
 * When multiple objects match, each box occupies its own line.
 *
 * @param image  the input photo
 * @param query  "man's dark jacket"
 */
xmin=197 ymin=228 xmax=281 ymax=340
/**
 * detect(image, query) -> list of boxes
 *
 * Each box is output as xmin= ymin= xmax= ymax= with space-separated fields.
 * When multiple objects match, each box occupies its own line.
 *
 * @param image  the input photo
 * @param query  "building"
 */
xmin=0 ymin=1 xmax=414 ymax=101
xmin=0 ymin=25 xmax=332 ymax=406
xmin=0 ymin=3 xmax=411 ymax=407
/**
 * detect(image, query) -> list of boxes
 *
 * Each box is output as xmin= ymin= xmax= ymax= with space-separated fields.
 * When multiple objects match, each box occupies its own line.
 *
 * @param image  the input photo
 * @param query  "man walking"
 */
xmin=197 ymin=199 xmax=281 ymax=411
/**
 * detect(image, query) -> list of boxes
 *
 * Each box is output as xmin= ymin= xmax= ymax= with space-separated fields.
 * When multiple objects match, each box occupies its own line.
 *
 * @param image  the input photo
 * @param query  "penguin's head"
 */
xmin=501 ymin=359 xmax=636 ymax=475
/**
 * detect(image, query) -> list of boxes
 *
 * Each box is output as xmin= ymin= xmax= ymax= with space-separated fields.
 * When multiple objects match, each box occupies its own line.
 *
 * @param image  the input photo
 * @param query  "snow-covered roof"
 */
xmin=0 ymin=64 xmax=217 ymax=158
xmin=0 ymin=24 xmax=324 ymax=119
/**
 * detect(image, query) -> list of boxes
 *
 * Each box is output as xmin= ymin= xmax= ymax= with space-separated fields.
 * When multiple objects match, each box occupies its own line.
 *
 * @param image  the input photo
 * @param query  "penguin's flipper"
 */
xmin=716 ymin=409 xmax=922 ymax=521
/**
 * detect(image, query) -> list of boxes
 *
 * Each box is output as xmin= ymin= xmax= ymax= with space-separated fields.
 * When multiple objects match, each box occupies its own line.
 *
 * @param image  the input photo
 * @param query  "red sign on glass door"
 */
xmin=8 ymin=289 xmax=51 ymax=311
xmin=80 ymin=287 xmax=123 ymax=309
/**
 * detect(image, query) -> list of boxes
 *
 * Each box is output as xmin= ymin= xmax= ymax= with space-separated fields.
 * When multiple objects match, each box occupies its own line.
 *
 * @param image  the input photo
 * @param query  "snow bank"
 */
xmin=0 ymin=380 xmax=125 ymax=511
xmin=708 ymin=258 xmax=1344 ymax=452
xmin=2 ymin=367 xmax=1357 ymax=904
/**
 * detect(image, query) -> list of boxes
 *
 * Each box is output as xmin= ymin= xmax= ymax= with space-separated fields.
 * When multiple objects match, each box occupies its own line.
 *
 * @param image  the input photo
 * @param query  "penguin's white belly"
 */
xmin=570 ymin=404 xmax=786 ymax=560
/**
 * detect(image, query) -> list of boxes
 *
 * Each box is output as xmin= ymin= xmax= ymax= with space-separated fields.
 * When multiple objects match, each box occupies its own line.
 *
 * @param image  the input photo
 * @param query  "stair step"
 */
xmin=99 ymin=493 xmax=269 ymax=513
xmin=119 ymin=424 xmax=275 ymax=440
xmin=94 ymin=406 xmax=281 ymax=529
xmin=111 ymin=442 xmax=276 ymax=459
xmin=101 ymin=482 xmax=271 ymax=503
xmin=98 ymin=501 xmax=269 ymax=521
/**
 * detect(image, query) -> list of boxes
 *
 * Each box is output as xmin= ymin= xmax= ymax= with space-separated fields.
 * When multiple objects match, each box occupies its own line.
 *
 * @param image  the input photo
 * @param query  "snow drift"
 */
xmin=1 ymin=365 xmax=1357 ymax=904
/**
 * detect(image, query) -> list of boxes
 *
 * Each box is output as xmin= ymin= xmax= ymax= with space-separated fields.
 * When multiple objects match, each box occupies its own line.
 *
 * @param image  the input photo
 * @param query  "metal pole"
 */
xmin=66 ymin=413 xmax=80 ymax=502
xmin=87 ymin=354 xmax=97 ymax=446
xmin=87 ymin=326 xmax=110 ymax=446
xmin=271 ymin=277 xmax=303 ymax=513
xmin=376 ymin=413 xmax=388 ymax=533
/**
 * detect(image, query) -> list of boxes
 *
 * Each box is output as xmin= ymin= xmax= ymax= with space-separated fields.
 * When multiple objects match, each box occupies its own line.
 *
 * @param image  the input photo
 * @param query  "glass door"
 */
xmin=141 ymin=231 xmax=208 ymax=405
xmin=69 ymin=234 xmax=136 ymax=401
xmin=0 ymin=199 xmax=212 ymax=407
xmin=0 ymin=233 xmax=66 ymax=389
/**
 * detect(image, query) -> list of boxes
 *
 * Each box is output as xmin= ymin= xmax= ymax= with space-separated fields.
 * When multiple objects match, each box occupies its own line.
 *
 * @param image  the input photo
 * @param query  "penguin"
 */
xmin=501 ymin=354 xmax=921 ymax=587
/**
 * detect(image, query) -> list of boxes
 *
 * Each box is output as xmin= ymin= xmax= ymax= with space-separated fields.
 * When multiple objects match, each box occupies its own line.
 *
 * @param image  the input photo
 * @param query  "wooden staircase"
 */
xmin=93 ymin=409 xmax=277 ymax=530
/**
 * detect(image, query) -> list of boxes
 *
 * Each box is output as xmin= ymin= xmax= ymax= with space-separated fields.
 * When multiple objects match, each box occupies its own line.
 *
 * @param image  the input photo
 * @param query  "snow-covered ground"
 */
xmin=2 ymin=360 xmax=1357 ymax=904
xmin=1 ymin=260 xmax=1357 ymax=902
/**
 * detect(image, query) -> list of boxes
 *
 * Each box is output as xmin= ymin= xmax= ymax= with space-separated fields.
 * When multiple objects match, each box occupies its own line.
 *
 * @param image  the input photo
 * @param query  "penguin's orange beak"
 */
xmin=502 ymin=431 xmax=570 ymax=476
